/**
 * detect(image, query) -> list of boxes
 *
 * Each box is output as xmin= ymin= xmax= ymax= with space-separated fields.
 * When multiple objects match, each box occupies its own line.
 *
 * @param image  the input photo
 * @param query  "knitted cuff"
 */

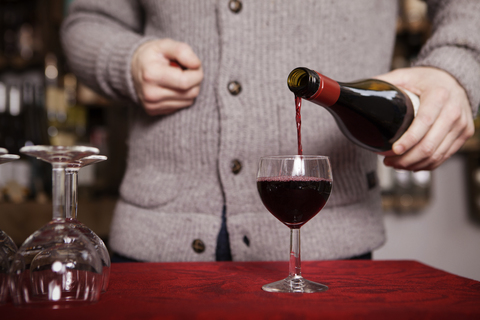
xmin=96 ymin=33 xmax=159 ymax=104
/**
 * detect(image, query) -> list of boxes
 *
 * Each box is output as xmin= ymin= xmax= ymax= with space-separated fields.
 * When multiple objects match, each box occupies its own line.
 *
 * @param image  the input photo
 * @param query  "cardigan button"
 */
xmin=192 ymin=239 xmax=205 ymax=253
xmin=243 ymin=235 xmax=250 ymax=247
xmin=227 ymin=81 xmax=242 ymax=96
xmin=229 ymin=0 xmax=242 ymax=13
xmin=231 ymin=159 xmax=242 ymax=174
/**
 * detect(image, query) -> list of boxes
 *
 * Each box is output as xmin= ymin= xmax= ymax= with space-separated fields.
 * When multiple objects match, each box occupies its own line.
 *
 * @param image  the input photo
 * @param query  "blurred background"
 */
xmin=0 ymin=0 xmax=479 ymax=280
xmin=0 ymin=0 xmax=127 ymax=258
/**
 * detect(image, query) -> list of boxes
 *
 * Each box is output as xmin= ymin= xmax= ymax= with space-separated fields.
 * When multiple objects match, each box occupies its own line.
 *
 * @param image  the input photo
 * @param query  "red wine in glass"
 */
xmin=257 ymin=176 xmax=332 ymax=228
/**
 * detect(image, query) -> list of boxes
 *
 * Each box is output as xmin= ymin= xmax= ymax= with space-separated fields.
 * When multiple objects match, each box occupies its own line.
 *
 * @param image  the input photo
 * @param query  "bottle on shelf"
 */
xmin=23 ymin=71 xmax=49 ymax=146
xmin=22 ymin=71 xmax=50 ymax=203
xmin=287 ymin=67 xmax=419 ymax=155
xmin=0 ymin=73 xmax=30 ymax=203
xmin=64 ymin=73 xmax=87 ymax=143
xmin=6 ymin=74 xmax=25 ymax=153
xmin=0 ymin=81 xmax=7 ymax=147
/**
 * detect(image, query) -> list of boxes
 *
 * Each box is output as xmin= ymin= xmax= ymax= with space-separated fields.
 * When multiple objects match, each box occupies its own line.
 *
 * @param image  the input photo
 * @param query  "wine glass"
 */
xmin=66 ymin=155 xmax=110 ymax=292
xmin=10 ymin=145 xmax=103 ymax=307
xmin=257 ymin=155 xmax=333 ymax=293
xmin=0 ymin=151 xmax=20 ymax=304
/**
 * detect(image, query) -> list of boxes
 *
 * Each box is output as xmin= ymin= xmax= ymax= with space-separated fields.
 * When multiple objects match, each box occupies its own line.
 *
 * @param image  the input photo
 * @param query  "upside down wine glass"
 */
xmin=257 ymin=155 xmax=333 ymax=293
xmin=66 ymin=155 xmax=110 ymax=292
xmin=0 ymin=149 xmax=20 ymax=304
xmin=10 ymin=145 xmax=103 ymax=307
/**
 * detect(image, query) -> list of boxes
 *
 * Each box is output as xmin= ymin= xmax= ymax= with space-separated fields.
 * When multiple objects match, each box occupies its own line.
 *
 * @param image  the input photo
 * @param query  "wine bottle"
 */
xmin=0 ymin=82 xmax=7 ymax=148
xmin=287 ymin=67 xmax=419 ymax=154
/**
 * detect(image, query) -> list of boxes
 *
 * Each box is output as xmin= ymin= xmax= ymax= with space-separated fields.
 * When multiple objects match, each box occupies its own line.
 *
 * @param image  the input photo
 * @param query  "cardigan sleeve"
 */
xmin=413 ymin=0 xmax=480 ymax=116
xmin=60 ymin=0 xmax=155 ymax=103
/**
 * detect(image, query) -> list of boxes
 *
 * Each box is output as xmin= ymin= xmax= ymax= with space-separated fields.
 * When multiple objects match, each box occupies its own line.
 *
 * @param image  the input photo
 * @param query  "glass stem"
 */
xmin=52 ymin=163 xmax=66 ymax=220
xmin=289 ymin=228 xmax=302 ymax=278
xmin=72 ymin=170 xmax=78 ymax=220
xmin=65 ymin=169 xmax=78 ymax=220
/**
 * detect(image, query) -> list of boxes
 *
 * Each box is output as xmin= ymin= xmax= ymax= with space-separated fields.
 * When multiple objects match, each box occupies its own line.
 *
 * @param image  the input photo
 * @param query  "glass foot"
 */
xmin=262 ymin=275 xmax=328 ymax=293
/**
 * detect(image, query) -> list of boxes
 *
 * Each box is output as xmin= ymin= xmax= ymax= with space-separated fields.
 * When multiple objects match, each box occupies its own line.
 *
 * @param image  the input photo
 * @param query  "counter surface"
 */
xmin=3 ymin=260 xmax=480 ymax=319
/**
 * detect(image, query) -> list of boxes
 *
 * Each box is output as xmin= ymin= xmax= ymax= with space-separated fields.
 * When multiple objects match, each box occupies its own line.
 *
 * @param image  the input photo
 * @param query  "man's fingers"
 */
xmin=143 ymin=99 xmax=196 ymax=116
xmin=139 ymin=82 xmax=201 ymax=103
xmin=142 ymin=62 xmax=203 ymax=90
xmin=392 ymin=87 xmax=446 ymax=156
xmin=155 ymin=39 xmax=201 ymax=70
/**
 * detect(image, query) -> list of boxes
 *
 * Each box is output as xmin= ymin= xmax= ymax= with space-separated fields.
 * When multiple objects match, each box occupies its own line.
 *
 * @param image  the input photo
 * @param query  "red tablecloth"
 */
xmin=2 ymin=260 xmax=480 ymax=319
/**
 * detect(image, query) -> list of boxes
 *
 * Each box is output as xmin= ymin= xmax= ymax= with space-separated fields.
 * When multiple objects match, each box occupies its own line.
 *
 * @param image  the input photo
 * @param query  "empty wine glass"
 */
xmin=10 ymin=145 xmax=103 ymax=307
xmin=257 ymin=155 xmax=333 ymax=293
xmin=0 ymin=151 xmax=20 ymax=304
xmin=66 ymin=155 xmax=110 ymax=292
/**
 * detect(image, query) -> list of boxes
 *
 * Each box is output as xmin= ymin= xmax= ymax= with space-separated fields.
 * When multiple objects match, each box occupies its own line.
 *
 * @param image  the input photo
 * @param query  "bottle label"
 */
xmin=403 ymin=89 xmax=420 ymax=116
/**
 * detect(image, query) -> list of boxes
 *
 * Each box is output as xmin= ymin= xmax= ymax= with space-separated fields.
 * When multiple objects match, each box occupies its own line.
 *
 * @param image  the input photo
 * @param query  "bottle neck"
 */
xmin=308 ymin=72 xmax=341 ymax=107
xmin=288 ymin=68 xmax=341 ymax=107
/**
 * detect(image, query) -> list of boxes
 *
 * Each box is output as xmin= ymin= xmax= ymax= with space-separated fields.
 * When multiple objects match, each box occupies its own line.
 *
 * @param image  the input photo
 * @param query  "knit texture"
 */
xmin=413 ymin=0 xmax=480 ymax=114
xmin=61 ymin=0 xmax=480 ymax=261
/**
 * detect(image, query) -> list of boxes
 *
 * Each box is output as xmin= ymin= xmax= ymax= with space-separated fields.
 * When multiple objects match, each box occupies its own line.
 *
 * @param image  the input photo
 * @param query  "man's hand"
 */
xmin=131 ymin=38 xmax=203 ymax=116
xmin=376 ymin=67 xmax=474 ymax=171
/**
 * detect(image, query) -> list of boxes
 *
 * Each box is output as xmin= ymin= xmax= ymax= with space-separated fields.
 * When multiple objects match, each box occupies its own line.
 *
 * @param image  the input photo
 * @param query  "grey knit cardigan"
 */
xmin=61 ymin=0 xmax=480 ymax=262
